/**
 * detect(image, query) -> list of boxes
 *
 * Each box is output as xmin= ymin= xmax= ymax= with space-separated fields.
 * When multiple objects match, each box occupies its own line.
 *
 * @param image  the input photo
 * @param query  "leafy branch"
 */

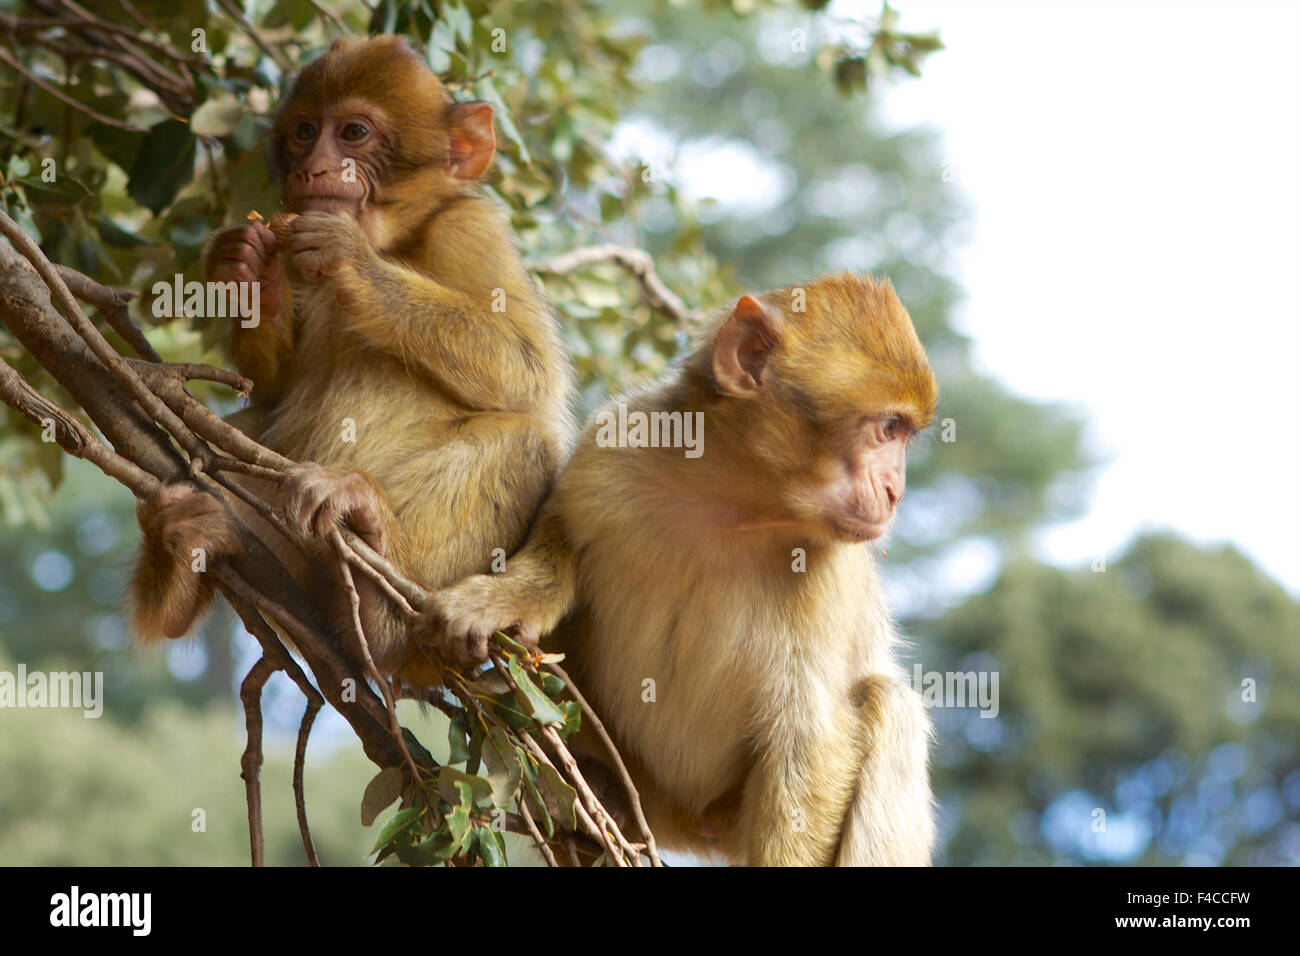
xmin=0 ymin=206 xmax=663 ymax=866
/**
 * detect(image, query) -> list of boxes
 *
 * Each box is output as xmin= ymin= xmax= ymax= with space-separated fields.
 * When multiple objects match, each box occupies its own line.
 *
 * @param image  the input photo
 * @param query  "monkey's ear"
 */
xmin=447 ymin=102 xmax=496 ymax=181
xmin=712 ymin=295 xmax=782 ymax=398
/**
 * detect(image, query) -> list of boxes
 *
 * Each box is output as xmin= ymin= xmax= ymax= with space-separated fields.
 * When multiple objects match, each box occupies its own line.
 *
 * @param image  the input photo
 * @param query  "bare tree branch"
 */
xmin=0 ymin=44 xmax=146 ymax=131
xmin=239 ymin=656 xmax=275 ymax=867
xmin=530 ymin=244 xmax=701 ymax=327
xmin=0 ymin=219 xmax=666 ymax=867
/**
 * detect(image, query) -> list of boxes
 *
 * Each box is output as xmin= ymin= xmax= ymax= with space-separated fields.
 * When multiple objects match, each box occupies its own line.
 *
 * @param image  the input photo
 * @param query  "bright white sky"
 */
xmin=876 ymin=0 xmax=1300 ymax=595
xmin=622 ymin=1 xmax=1300 ymax=596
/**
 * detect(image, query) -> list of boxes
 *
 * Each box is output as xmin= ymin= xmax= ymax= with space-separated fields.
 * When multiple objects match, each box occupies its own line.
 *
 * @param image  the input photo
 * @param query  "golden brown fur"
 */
xmin=437 ymin=273 xmax=937 ymax=865
xmin=130 ymin=37 xmax=574 ymax=687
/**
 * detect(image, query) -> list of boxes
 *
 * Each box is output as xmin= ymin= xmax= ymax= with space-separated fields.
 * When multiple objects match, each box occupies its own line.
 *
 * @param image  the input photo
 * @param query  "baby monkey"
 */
xmin=435 ymin=273 xmax=939 ymax=866
xmin=130 ymin=37 xmax=574 ymax=689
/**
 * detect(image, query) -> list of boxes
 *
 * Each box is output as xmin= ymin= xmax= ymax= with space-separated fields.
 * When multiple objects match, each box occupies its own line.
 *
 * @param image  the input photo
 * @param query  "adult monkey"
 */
xmin=130 ymin=36 xmax=575 ymax=689
xmin=435 ymin=274 xmax=937 ymax=865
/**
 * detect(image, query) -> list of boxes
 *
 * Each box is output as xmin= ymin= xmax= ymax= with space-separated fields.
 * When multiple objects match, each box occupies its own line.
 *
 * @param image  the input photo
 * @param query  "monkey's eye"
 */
xmin=294 ymin=121 xmax=317 ymax=141
xmin=860 ymin=416 xmax=904 ymax=444
xmin=342 ymin=123 xmax=369 ymax=142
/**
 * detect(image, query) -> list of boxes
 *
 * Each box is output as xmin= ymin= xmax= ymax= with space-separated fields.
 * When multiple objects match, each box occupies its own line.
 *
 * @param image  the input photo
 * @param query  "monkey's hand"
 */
xmin=428 ymin=573 xmax=545 ymax=668
xmin=204 ymin=221 xmax=284 ymax=326
xmin=281 ymin=463 xmax=388 ymax=554
xmin=284 ymin=212 xmax=378 ymax=296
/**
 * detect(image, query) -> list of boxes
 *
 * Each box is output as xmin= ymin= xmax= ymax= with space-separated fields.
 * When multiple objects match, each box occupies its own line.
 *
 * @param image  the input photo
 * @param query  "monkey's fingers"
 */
xmin=210 ymin=223 xmax=278 ymax=280
xmin=282 ymin=465 xmax=387 ymax=551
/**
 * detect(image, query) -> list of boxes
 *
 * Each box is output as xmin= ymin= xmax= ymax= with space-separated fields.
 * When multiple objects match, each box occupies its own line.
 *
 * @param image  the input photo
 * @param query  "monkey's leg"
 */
xmin=389 ymin=411 xmax=560 ymax=679
xmin=833 ymin=674 xmax=936 ymax=866
xmin=737 ymin=708 xmax=866 ymax=866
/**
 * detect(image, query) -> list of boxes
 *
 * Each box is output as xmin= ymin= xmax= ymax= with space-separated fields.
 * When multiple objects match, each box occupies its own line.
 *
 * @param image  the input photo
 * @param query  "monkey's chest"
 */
xmin=573 ymin=564 xmax=800 ymax=810
xmin=261 ymin=331 xmax=458 ymax=466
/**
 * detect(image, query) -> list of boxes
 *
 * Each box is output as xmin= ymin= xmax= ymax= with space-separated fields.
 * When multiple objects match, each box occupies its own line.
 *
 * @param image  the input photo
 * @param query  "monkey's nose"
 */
xmin=884 ymin=482 xmax=898 ymax=508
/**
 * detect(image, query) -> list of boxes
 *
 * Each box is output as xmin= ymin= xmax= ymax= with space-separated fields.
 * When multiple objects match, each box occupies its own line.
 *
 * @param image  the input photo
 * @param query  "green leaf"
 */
xmin=536 ymin=763 xmax=577 ymax=831
xmin=437 ymin=766 xmax=493 ymax=808
xmin=414 ymin=829 xmax=458 ymax=864
xmin=361 ymin=766 xmax=405 ymax=827
xmin=128 ymin=120 xmax=196 ymax=215
xmin=370 ymin=806 xmax=421 ymax=853
xmin=444 ymin=788 xmax=473 ymax=844
xmin=466 ymin=720 xmax=483 ymax=777
xmin=190 ymin=96 xmax=244 ymax=137
xmin=519 ymin=755 xmax=553 ymax=837
xmin=93 ymin=215 xmax=151 ymax=249
xmin=508 ymin=656 xmax=567 ymax=726
xmin=448 ymin=710 xmax=471 ymax=764
xmin=540 ymin=673 xmax=566 ymax=697
xmin=481 ymin=726 xmax=523 ymax=806
xmin=16 ymin=173 xmax=93 ymax=211
xmin=558 ymin=700 xmax=582 ymax=740
xmin=401 ymin=727 xmax=436 ymax=771
xmin=493 ymin=630 xmax=531 ymax=656
xmin=476 ymin=826 xmax=507 ymax=867
xmin=88 ymin=124 xmax=144 ymax=173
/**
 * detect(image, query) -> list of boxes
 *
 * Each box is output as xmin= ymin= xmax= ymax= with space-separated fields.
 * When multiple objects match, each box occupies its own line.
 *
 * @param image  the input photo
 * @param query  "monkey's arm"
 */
xmin=432 ymin=501 xmax=577 ymax=653
xmin=289 ymin=210 xmax=555 ymax=412
xmin=229 ymin=288 xmax=294 ymax=404
xmin=205 ymin=222 xmax=296 ymax=403
xmin=742 ymin=707 xmax=868 ymax=866
xmin=834 ymin=674 xmax=936 ymax=866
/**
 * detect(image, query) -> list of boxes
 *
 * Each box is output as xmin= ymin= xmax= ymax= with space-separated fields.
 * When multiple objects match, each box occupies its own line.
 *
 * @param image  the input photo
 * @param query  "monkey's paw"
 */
xmin=281 ymin=463 xmax=387 ymax=552
xmin=138 ymin=484 xmax=241 ymax=561
xmin=285 ymin=211 xmax=374 ymax=284
xmin=428 ymin=575 xmax=540 ymax=667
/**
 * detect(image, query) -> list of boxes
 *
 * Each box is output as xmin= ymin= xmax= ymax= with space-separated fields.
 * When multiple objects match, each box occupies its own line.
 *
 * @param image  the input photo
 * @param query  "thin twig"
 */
xmin=0 ymin=44 xmax=145 ymax=131
xmin=308 ymin=0 xmax=351 ymax=35
xmin=126 ymin=357 xmax=250 ymax=394
xmin=331 ymin=529 xmax=423 ymax=785
xmin=294 ymin=695 xmax=322 ymax=866
xmin=519 ymin=800 xmax=558 ymax=867
xmin=0 ymin=355 xmax=158 ymax=495
xmin=223 ymin=588 xmax=325 ymax=867
xmin=54 ymin=265 xmax=158 ymax=363
xmin=546 ymin=661 xmax=662 ymax=866
xmin=517 ymin=720 xmax=625 ymax=867
xmin=239 ymin=656 xmax=276 ymax=867
xmin=215 ymin=0 xmax=289 ymax=75
xmin=530 ymin=244 xmax=700 ymax=327
xmin=542 ymin=725 xmax=644 ymax=865
xmin=0 ymin=209 xmax=212 ymax=465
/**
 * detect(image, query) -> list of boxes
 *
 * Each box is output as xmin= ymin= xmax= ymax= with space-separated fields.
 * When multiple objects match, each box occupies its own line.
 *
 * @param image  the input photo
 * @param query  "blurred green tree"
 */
xmin=927 ymin=533 xmax=1300 ymax=866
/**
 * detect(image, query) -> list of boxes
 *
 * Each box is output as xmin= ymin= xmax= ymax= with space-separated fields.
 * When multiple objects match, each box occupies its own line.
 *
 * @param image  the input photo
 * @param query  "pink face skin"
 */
xmin=281 ymin=100 xmax=385 ymax=220
xmin=820 ymin=414 xmax=912 ymax=543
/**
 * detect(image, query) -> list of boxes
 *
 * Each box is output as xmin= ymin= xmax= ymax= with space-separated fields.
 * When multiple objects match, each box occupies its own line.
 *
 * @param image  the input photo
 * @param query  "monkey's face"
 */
xmin=814 ymin=414 xmax=913 ymax=543
xmin=743 ymin=402 xmax=916 ymax=545
xmin=709 ymin=274 xmax=937 ymax=546
xmin=279 ymin=98 xmax=387 ymax=221
xmin=272 ymin=37 xmax=496 ymax=253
